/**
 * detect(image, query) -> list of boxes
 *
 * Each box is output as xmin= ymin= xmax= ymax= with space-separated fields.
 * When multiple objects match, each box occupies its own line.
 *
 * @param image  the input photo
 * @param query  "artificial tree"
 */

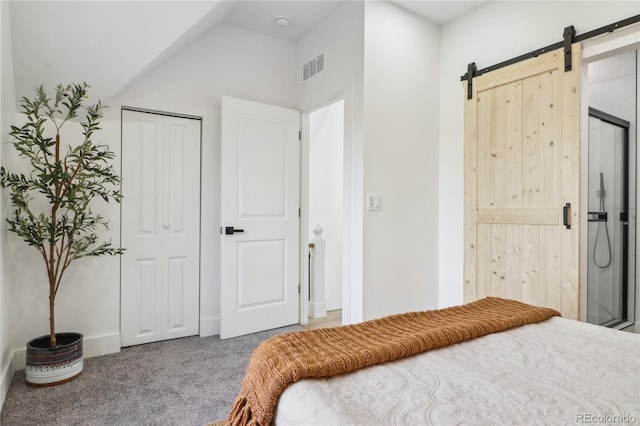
xmin=0 ymin=83 xmax=123 ymax=348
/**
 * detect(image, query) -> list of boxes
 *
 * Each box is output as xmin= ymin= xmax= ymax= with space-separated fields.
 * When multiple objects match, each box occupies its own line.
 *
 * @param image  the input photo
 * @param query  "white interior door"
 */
xmin=220 ymin=96 xmax=300 ymax=339
xmin=121 ymin=110 xmax=201 ymax=346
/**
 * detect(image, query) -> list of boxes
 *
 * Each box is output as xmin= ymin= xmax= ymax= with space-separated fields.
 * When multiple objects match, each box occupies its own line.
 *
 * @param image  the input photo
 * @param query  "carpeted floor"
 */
xmin=0 ymin=325 xmax=301 ymax=426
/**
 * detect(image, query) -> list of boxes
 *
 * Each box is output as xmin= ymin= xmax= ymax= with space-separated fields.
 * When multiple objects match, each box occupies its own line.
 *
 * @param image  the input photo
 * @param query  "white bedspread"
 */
xmin=275 ymin=317 xmax=640 ymax=425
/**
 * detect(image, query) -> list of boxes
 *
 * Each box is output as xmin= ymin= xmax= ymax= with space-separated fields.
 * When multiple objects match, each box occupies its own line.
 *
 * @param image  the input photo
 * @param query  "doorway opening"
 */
xmin=302 ymin=98 xmax=345 ymax=329
xmin=585 ymin=50 xmax=637 ymax=330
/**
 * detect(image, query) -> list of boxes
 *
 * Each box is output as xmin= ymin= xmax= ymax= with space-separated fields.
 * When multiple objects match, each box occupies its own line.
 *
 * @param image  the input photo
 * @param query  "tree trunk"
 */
xmin=49 ymin=290 xmax=56 ymax=347
xmin=49 ymin=132 xmax=61 ymax=348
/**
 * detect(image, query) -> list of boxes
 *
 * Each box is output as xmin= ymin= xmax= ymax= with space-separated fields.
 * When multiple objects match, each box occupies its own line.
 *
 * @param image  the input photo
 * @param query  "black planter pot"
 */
xmin=26 ymin=332 xmax=83 ymax=386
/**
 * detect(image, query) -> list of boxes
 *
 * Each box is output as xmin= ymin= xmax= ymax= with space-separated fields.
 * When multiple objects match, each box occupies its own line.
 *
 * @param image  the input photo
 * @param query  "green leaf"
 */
xmin=1 ymin=82 xmax=125 ymax=315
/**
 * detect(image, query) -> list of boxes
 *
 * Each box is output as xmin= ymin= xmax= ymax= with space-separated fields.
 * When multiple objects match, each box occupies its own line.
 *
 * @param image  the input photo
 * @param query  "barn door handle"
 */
xmin=563 ymin=203 xmax=571 ymax=229
xmin=222 ymin=226 xmax=244 ymax=235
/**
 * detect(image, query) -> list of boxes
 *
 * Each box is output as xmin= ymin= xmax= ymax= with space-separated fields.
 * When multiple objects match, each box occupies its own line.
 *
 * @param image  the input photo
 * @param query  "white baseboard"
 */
xmin=0 ymin=354 xmax=15 ymax=410
xmin=84 ymin=332 xmax=121 ymax=359
xmin=200 ymin=316 xmax=220 ymax=337
xmin=13 ymin=332 xmax=121 ymax=371
xmin=309 ymin=301 xmax=327 ymax=319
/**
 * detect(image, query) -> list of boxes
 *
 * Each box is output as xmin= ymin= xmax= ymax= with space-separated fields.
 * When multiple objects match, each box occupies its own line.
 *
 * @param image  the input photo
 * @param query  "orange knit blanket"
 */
xmin=227 ymin=297 xmax=560 ymax=426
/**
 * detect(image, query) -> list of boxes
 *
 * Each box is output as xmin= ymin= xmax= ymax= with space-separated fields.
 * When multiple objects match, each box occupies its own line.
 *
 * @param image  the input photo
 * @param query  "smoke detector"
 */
xmin=274 ymin=16 xmax=290 ymax=28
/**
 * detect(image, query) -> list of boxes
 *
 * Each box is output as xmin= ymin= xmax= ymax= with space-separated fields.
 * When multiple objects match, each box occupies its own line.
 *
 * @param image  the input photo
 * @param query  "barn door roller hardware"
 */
xmin=462 ymin=14 xmax=640 ymax=100
xmin=563 ymin=25 xmax=576 ymax=72
xmin=465 ymin=62 xmax=477 ymax=100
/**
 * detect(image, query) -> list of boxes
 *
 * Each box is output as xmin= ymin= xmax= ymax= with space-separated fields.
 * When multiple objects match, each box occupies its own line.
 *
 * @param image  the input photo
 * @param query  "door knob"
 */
xmin=222 ymin=226 xmax=245 ymax=235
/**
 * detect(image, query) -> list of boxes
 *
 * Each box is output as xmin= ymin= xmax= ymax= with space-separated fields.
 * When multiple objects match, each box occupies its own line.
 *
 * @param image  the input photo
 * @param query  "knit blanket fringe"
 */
xmin=226 ymin=297 xmax=560 ymax=426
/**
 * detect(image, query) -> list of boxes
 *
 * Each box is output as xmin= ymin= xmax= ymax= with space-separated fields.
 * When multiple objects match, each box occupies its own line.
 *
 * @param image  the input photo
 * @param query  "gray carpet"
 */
xmin=0 ymin=325 xmax=301 ymax=426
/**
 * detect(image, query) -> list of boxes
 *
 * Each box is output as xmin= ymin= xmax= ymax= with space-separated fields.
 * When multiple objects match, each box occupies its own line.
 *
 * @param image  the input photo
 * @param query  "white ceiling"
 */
xmin=8 ymin=1 xmax=486 ymax=105
xmin=223 ymin=1 xmax=487 ymax=42
xmin=390 ymin=1 xmax=487 ymax=25
xmin=223 ymin=1 xmax=346 ymax=42
xmin=9 ymin=1 xmax=224 ymax=106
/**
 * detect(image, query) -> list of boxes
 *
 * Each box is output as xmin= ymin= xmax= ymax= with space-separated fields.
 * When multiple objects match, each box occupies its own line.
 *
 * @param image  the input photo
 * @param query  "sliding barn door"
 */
xmin=464 ymin=46 xmax=581 ymax=319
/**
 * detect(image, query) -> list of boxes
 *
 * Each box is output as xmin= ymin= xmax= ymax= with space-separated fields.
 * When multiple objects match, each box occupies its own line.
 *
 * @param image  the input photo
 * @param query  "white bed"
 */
xmin=275 ymin=317 xmax=640 ymax=425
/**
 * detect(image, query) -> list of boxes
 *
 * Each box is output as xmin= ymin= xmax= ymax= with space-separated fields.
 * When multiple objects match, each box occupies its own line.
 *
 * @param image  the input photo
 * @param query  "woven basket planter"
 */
xmin=26 ymin=332 xmax=83 ymax=387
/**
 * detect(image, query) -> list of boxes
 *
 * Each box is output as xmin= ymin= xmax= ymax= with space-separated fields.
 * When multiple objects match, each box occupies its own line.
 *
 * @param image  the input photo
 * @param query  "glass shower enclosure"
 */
xmin=587 ymin=107 xmax=633 ymax=327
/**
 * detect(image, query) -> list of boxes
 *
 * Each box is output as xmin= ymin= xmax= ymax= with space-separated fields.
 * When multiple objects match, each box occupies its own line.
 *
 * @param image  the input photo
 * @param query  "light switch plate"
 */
xmin=367 ymin=193 xmax=381 ymax=211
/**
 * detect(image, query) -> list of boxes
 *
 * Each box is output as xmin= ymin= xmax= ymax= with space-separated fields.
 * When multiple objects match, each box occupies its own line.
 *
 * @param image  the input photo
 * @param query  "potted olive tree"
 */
xmin=0 ymin=83 xmax=123 ymax=386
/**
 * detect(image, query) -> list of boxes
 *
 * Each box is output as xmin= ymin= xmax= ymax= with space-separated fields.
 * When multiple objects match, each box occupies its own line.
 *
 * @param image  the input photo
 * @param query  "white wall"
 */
xmin=109 ymin=23 xmax=297 ymax=337
xmin=309 ymin=100 xmax=344 ymax=311
xmin=298 ymin=1 xmax=441 ymax=322
xmin=297 ymin=1 xmax=365 ymax=323
xmin=362 ymin=1 xmax=440 ymax=319
xmin=0 ymin=0 xmax=16 ymax=405
xmin=296 ymin=2 xmax=364 ymax=112
xmin=438 ymin=1 xmax=640 ymax=308
xmin=109 ymin=23 xmax=297 ymax=113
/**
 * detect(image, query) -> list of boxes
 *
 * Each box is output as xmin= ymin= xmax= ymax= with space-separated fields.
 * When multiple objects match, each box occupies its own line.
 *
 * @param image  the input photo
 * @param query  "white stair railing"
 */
xmin=309 ymin=225 xmax=327 ymax=318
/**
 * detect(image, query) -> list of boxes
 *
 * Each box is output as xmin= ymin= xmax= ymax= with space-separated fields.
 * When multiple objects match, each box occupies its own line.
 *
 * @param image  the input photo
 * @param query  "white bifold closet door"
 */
xmin=121 ymin=110 xmax=201 ymax=347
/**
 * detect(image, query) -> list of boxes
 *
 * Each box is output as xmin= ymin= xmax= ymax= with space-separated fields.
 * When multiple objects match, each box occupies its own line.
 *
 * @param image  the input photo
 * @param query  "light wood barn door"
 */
xmin=464 ymin=46 xmax=581 ymax=319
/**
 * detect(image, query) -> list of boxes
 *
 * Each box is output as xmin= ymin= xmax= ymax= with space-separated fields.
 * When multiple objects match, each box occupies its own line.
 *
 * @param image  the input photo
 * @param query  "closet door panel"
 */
xmin=121 ymin=111 xmax=201 ymax=347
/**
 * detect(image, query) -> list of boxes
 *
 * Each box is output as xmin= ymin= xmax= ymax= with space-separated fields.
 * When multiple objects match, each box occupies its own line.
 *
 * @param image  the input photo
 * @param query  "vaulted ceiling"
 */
xmin=7 ymin=1 xmax=486 ymax=105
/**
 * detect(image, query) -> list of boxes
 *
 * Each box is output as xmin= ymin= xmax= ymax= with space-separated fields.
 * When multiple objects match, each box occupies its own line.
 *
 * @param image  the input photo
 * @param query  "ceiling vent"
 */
xmin=302 ymin=53 xmax=325 ymax=83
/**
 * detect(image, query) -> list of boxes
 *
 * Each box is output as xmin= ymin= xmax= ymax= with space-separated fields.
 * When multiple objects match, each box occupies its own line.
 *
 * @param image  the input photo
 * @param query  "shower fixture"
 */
xmin=589 ymin=172 xmax=612 ymax=269
xmin=586 ymin=106 xmax=632 ymax=328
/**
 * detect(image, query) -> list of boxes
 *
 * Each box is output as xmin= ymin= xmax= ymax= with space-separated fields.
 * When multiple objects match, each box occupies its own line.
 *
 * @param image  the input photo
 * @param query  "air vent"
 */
xmin=302 ymin=53 xmax=325 ymax=83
